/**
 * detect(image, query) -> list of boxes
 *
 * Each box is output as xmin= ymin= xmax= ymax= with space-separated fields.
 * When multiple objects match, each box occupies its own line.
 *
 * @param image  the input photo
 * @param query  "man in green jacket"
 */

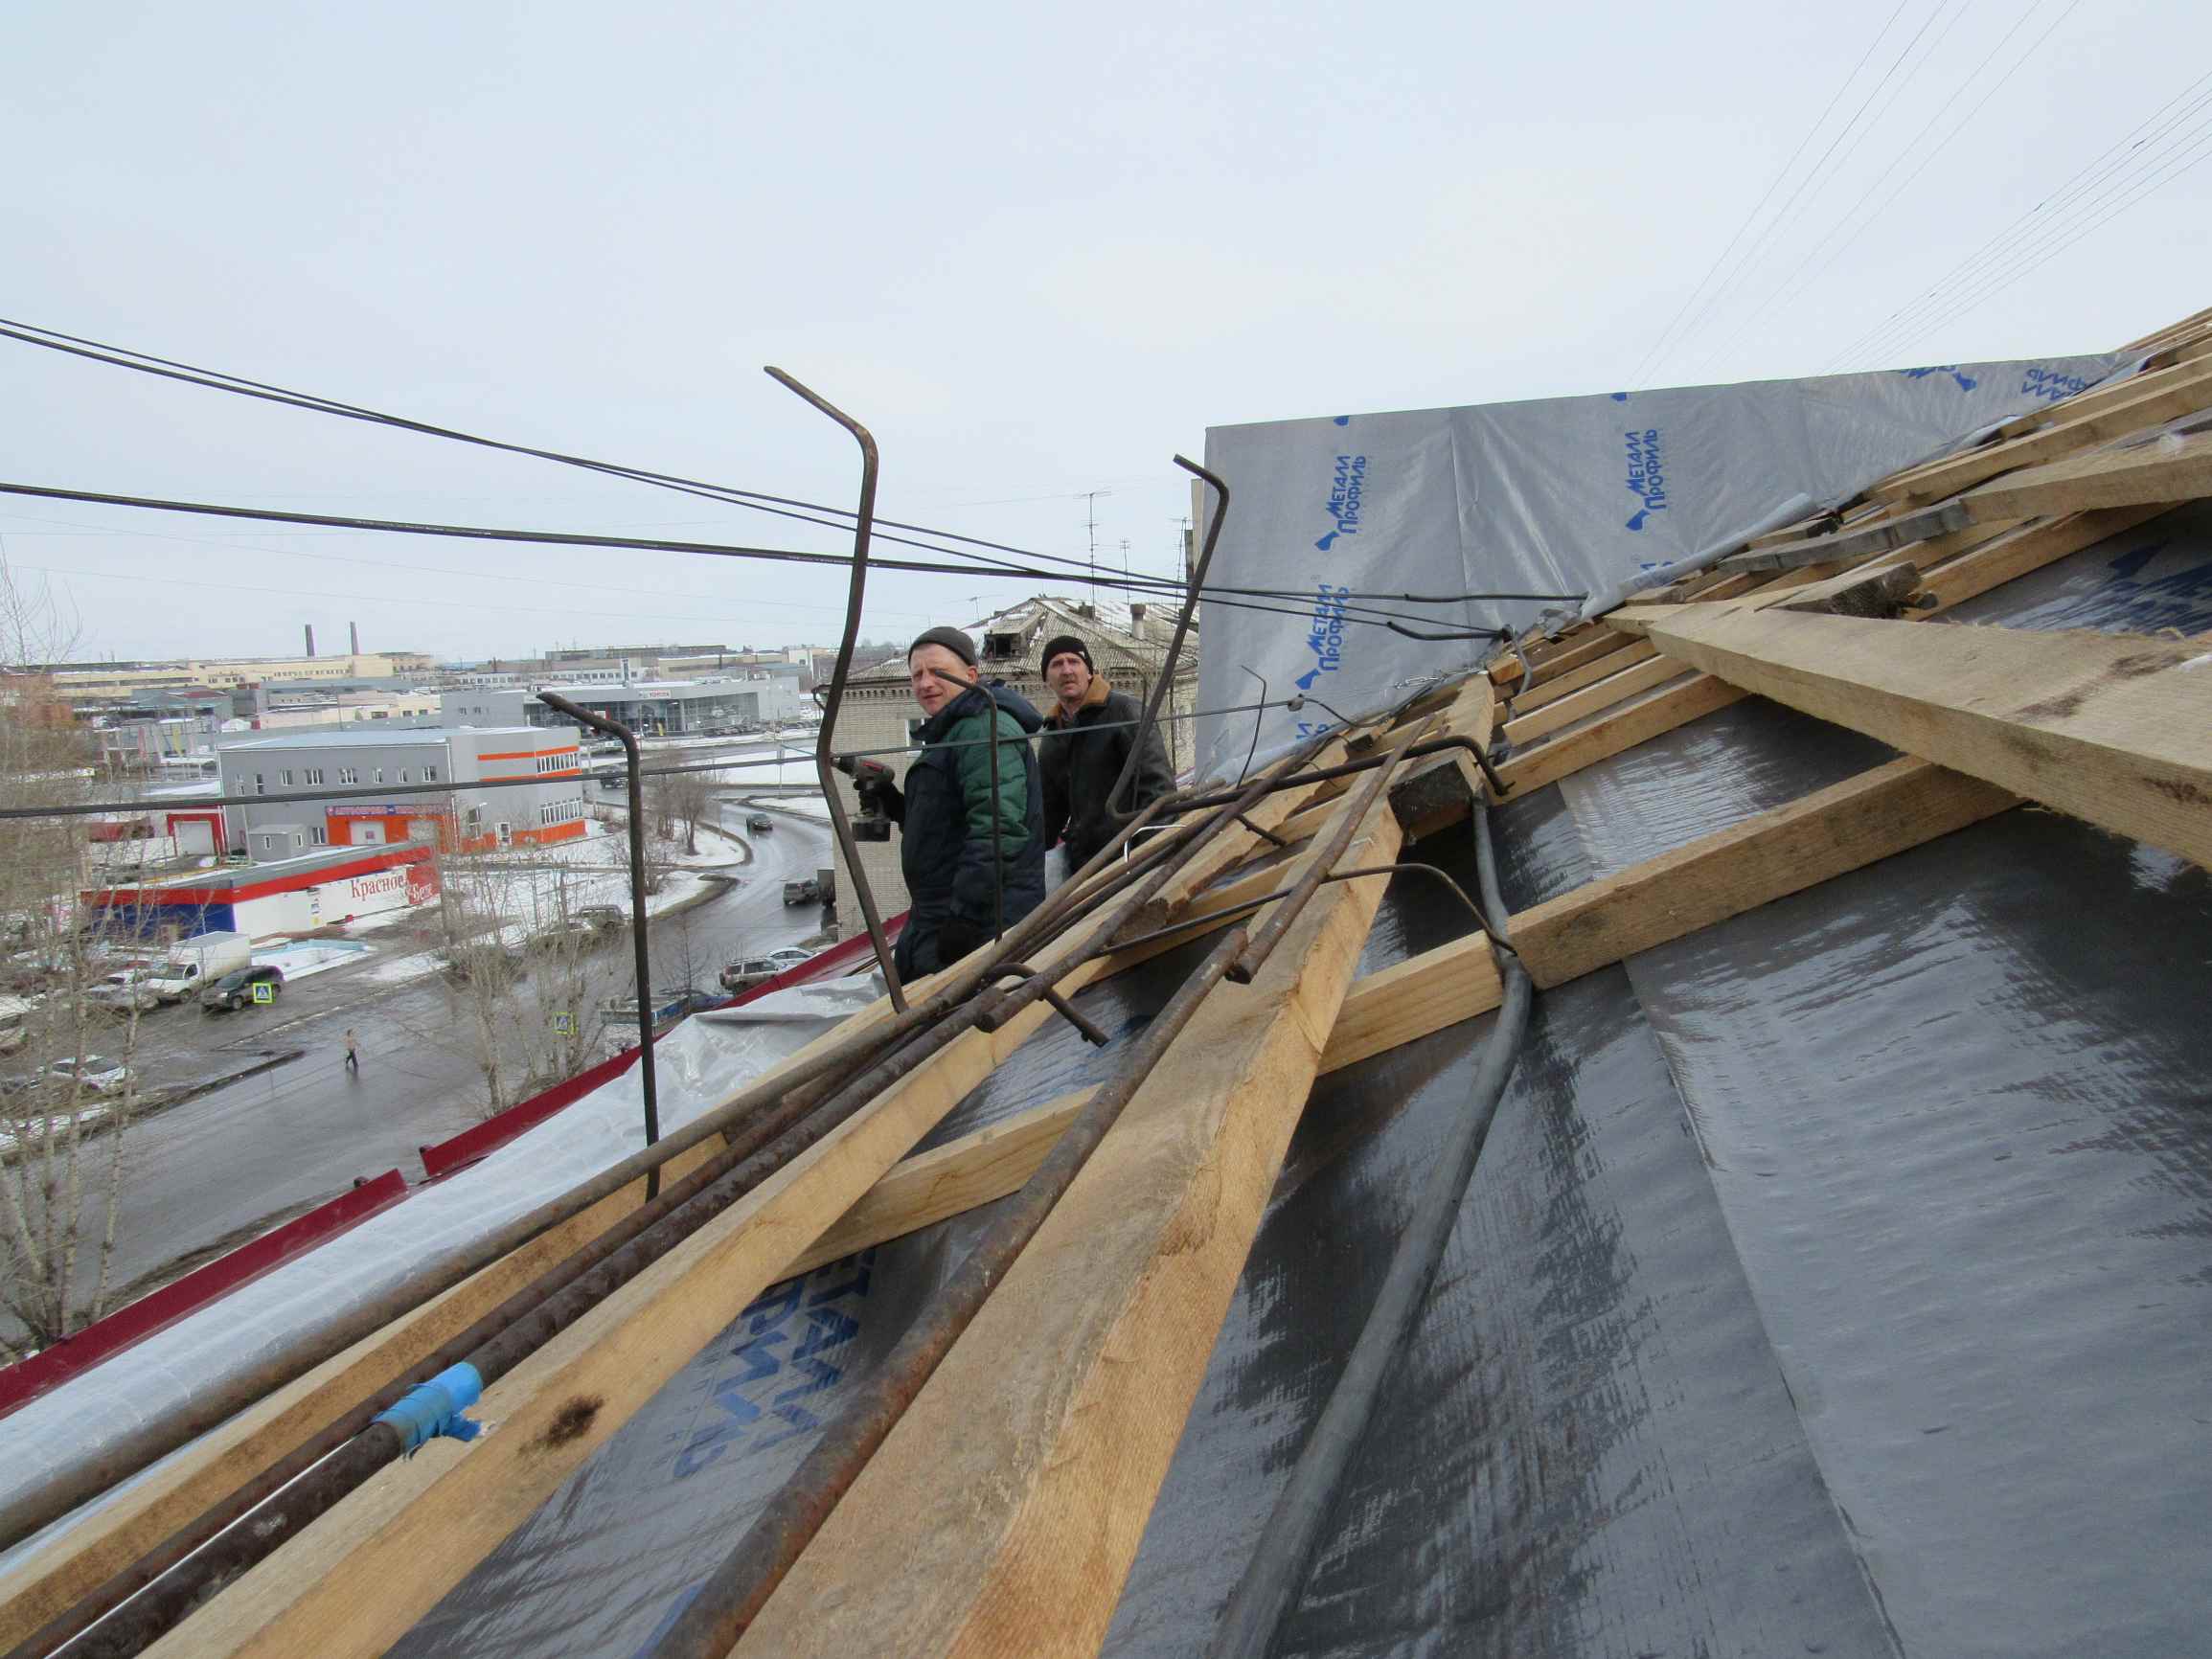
xmin=847 ymin=627 xmax=1049 ymax=976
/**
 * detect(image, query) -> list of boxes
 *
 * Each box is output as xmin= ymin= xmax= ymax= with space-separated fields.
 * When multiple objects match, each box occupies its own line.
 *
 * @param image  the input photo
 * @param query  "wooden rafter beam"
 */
xmin=153 ymin=704 xmax=1434 ymax=1656
xmin=792 ymin=756 xmax=2018 ymax=1274
xmin=736 ymin=765 xmax=1413 ymax=1656
xmin=1623 ymin=605 xmax=2212 ymax=870
xmin=1958 ymin=425 xmax=2212 ymax=520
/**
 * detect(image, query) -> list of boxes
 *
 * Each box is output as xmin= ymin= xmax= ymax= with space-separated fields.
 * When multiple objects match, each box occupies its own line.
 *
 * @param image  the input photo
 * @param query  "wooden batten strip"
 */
xmin=1628 ymin=609 xmax=2212 ymax=871
xmin=793 ymin=757 xmax=2019 ymax=1271
xmin=737 ymin=770 xmax=1411 ymax=1656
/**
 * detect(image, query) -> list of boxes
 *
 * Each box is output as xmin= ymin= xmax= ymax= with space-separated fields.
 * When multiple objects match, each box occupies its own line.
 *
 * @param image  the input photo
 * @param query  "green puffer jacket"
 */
xmin=889 ymin=681 xmax=1048 ymax=976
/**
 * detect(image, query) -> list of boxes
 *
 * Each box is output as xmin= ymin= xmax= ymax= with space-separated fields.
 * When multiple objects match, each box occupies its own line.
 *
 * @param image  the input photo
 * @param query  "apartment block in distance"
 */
xmin=217 ymin=726 xmax=587 ymax=858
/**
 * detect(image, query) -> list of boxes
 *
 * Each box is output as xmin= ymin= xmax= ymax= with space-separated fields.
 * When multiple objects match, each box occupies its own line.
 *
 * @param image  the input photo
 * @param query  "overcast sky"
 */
xmin=5 ymin=0 xmax=2208 ymax=666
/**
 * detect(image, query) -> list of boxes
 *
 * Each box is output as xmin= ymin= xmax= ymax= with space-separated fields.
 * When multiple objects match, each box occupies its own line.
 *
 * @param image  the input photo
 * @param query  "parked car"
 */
xmin=718 ymin=958 xmax=785 ymax=992
xmin=201 ymin=964 xmax=285 ymax=1012
xmin=766 ymin=947 xmax=813 ymax=968
xmin=87 ymin=974 xmax=162 ymax=1015
xmin=782 ymin=877 xmax=820 ymax=906
xmin=746 ymin=813 xmax=774 ymax=832
xmin=43 ymin=1055 xmax=133 ymax=1094
xmin=574 ymin=905 xmax=628 ymax=932
xmin=531 ymin=919 xmax=598 ymax=951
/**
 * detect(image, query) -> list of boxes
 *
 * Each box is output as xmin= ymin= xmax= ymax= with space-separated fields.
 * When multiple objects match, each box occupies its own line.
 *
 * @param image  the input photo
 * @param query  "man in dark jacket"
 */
xmin=852 ymin=625 xmax=1048 ymax=979
xmin=1037 ymin=633 xmax=1175 ymax=873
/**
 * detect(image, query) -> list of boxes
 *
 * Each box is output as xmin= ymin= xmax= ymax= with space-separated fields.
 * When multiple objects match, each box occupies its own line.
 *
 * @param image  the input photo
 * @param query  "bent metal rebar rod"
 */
xmin=767 ymin=365 xmax=909 ymax=1014
xmin=535 ymin=692 xmax=661 ymax=1196
xmin=1106 ymin=453 xmax=1224 ymax=822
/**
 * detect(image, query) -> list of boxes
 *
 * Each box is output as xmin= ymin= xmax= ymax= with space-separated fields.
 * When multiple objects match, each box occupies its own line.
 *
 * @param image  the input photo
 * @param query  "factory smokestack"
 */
xmin=350 ymin=621 xmax=359 ymax=656
xmin=305 ymin=624 xmax=315 ymax=658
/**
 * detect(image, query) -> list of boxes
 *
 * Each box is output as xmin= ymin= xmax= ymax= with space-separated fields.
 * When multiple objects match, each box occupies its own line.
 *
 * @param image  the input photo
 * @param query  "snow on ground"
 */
xmin=749 ymin=795 xmax=832 ymax=822
xmin=356 ymin=856 xmax=720 ymax=988
xmin=252 ymin=939 xmax=373 ymax=980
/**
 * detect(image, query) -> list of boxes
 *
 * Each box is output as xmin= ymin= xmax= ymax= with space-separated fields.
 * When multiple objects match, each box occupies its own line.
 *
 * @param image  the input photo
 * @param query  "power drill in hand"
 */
xmin=832 ymin=754 xmax=898 ymax=842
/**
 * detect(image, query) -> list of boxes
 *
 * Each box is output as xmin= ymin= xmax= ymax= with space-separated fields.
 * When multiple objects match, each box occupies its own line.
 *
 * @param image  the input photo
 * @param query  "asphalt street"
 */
xmin=55 ymin=803 xmax=835 ymax=1316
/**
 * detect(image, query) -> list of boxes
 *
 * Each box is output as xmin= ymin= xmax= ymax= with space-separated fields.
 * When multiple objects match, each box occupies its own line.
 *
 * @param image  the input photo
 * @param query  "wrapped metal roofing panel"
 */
xmin=1193 ymin=352 xmax=2131 ymax=781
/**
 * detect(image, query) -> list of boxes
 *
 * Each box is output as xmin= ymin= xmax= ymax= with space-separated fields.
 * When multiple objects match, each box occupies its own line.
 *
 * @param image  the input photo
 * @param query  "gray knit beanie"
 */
xmin=906 ymin=625 xmax=978 ymax=668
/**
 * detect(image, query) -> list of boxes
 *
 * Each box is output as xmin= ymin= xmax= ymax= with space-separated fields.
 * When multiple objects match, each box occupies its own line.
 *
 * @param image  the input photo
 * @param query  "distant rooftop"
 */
xmin=214 ymin=725 xmax=537 ymax=751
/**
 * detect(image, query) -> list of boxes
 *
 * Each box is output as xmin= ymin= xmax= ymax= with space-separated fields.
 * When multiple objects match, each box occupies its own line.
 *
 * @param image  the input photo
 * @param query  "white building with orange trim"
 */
xmin=215 ymin=726 xmax=588 ymax=860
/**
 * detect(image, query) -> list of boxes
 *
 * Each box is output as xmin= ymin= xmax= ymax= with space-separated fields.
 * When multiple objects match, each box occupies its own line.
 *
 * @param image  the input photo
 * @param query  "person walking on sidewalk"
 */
xmin=343 ymin=1028 xmax=360 ymax=1074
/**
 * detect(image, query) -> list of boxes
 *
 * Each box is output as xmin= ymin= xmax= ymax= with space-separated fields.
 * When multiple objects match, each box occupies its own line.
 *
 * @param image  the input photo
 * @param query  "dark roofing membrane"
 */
xmin=395 ymin=509 xmax=2212 ymax=1659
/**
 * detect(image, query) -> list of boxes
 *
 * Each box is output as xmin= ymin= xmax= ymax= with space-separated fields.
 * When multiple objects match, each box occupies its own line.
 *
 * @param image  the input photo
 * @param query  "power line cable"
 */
xmin=0 ymin=317 xmax=1581 ymax=613
xmin=1835 ymin=103 xmax=2212 ymax=370
xmin=1843 ymin=119 xmax=2212 ymax=363
xmin=1741 ymin=0 xmax=2082 ymax=361
xmin=1693 ymin=0 xmax=2004 ymax=374
xmin=0 ymin=507 xmax=944 ymax=625
xmin=1666 ymin=0 xmax=1963 ymax=381
xmin=1625 ymin=0 xmax=1914 ymax=390
xmin=1832 ymin=109 xmax=2212 ymax=371
xmin=1844 ymin=65 xmax=2212 ymax=363
xmin=0 ymin=479 xmax=1533 ymax=644
xmin=1826 ymin=64 xmax=2212 ymax=369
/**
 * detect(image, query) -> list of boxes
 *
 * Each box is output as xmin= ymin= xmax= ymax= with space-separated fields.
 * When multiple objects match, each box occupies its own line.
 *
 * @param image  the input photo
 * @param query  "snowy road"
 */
xmin=50 ymin=807 xmax=837 ymax=1319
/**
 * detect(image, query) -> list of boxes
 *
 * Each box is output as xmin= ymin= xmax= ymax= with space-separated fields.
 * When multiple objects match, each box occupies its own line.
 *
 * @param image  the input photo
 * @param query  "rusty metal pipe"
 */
xmin=1225 ymin=719 xmax=1435 ymax=986
xmin=1172 ymin=732 xmax=1494 ymax=815
xmin=1106 ymin=454 xmax=1223 ymax=822
xmin=536 ymin=691 xmax=661 ymax=1195
xmin=767 ymin=365 xmax=908 ymax=1014
xmin=647 ymin=919 xmax=1258 ymax=1658
xmin=1102 ymin=859 xmax=1492 ymax=961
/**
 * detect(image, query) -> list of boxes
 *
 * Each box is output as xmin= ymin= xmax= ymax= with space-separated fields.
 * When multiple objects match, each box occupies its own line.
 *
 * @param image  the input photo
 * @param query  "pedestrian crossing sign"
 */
xmin=552 ymin=1011 xmax=576 ymax=1035
xmin=251 ymin=982 xmax=275 ymax=1004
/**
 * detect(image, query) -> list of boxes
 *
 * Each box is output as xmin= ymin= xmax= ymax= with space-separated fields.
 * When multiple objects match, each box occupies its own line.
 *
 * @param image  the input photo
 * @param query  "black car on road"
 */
xmin=201 ymin=964 xmax=285 ymax=1013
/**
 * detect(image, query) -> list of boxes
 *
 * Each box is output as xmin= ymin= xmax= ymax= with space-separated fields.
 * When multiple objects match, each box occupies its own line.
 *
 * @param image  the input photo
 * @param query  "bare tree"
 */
xmin=666 ymin=772 xmax=713 ymax=857
xmin=515 ymin=869 xmax=599 ymax=1097
xmin=424 ymin=844 xmax=524 ymax=1118
xmin=0 ymin=564 xmax=157 ymax=1356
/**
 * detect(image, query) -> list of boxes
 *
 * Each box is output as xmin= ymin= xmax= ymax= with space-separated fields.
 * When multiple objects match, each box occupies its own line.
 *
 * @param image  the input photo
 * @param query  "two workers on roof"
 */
xmin=842 ymin=625 xmax=1174 ymax=978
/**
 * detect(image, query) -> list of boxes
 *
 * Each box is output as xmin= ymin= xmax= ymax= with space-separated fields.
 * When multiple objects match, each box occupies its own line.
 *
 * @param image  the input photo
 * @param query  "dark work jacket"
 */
xmin=1038 ymin=679 xmax=1175 ymax=872
xmin=892 ymin=681 xmax=1048 ymax=978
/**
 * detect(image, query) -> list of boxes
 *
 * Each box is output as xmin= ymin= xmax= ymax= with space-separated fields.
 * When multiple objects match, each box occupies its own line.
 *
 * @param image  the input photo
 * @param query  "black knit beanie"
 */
xmin=907 ymin=625 xmax=978 ymax=668
xmin=1039 ymin=634 xmax=1093 ymax=677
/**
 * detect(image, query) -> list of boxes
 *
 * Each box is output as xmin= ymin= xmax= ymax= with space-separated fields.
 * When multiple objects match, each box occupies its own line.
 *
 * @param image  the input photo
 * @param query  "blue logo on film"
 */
xmin=2021 ymin=365 xmax=2091 ymax=404
xmin=1296 ymin=583 xmax=1351 ymax=692
xmin=1315 ymin=453 xmax=1367 ymax=552
xmin=665 ymin=1250 xmax=874 ymax=1479
xmin=1624 ymin=427 xmax=1669 ymax=532
xmin=1900 ymin=364 xmax=1979 ymax=393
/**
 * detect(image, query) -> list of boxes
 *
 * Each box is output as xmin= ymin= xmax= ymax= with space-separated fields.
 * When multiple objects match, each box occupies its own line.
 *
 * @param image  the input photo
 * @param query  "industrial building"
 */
xmin=215 ymin=726 xmax=588 ymax=857
xmin=49 ymin=646 xmax=434 ymax=701
xmin=82 ymin=843 xmax=440 ymax=939
xmin=443 ymin=675 xmax=806 ymax=735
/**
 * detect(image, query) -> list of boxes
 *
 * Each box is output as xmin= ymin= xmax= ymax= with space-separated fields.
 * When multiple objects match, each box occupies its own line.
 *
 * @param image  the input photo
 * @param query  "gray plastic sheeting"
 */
xmin=1191 ymin=350 xmax=2128 ymax=784
xmin=403 ymin=518 xmax=2210 ymax=1657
